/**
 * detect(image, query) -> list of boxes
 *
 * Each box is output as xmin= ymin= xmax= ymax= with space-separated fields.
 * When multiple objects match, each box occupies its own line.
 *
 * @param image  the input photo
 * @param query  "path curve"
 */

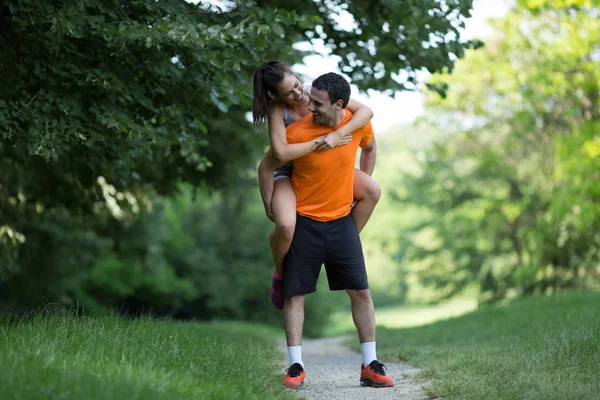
xmin=278 ymin=336 xmax=430 ymax=400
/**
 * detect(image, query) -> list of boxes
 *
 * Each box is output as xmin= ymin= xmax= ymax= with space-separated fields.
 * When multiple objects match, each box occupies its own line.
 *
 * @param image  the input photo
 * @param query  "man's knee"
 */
xmin=346 ymin=288 xmax=372 ymax=303
xmin=285 ymin=295 xmax=305 ymax=309
xmin=289 ymin=294 xmax=304 ymax=303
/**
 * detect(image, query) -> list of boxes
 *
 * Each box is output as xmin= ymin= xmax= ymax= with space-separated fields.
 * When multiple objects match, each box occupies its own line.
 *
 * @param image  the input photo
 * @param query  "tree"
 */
xmin=0 ymin=0 xmax=479 ymax=312
xmin=254 ymin=0 xmax=482 ymax=92
xmin=396 ymin=0 xmax=600 ymax=302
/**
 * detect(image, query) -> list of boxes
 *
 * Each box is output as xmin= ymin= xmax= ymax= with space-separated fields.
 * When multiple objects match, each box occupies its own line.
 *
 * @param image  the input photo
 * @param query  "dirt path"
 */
xmin=278 ymin=336 xmax=430 ymax=400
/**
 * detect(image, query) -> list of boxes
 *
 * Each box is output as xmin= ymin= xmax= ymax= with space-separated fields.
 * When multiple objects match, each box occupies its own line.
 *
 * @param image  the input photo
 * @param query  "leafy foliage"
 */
xmin=396 ymin=2 xmax=600 ymax=303
xmin=256 ymin=0 xmax=483 ymax=92
xmin=0 ymin=1 xmax=478 ymax=322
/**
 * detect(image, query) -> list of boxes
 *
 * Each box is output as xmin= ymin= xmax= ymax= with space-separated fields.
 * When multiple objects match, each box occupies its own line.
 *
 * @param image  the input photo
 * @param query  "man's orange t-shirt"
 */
xmin=287 ymin=110 xmax=374 ymax=222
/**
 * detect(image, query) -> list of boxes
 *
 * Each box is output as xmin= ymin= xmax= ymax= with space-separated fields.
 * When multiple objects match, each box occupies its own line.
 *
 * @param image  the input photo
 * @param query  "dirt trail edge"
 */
xmin=278 ymin=336 xmax=430 ymax=400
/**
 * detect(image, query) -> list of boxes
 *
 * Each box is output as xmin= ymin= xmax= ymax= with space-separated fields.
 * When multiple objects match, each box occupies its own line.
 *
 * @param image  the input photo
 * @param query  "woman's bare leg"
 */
xmin=352 ymin=169 xmax=382 ymax=233
xmin=270 ymin=177 xmax=297 ymax=277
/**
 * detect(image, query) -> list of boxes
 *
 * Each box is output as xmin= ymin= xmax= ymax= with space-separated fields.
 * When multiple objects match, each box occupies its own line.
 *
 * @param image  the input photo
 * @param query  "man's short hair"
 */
xmin=312 ymin=73 xmax=351 ymax=108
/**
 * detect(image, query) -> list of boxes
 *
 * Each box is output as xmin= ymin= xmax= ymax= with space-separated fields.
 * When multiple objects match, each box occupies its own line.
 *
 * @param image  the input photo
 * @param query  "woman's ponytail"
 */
xmin=252 ymin=61 xmax=291 ymax=127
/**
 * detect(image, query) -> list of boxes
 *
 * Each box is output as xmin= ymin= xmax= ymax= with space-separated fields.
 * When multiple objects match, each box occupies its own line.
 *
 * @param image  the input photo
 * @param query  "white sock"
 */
xmin=288 ymin=345 xmax=303 ymax=367
xmin=361 ymin=342 xmax=377 ymax=367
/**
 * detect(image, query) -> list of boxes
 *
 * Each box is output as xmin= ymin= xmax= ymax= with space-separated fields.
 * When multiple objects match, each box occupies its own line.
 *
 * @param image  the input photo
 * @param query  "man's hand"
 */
xmin=312 ymin=132 xmax=352 ymax=152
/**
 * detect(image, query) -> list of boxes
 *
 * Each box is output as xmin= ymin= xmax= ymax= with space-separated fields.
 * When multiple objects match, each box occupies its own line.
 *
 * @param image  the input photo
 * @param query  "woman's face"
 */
xmin=275 ymin=72 xmax=307 ymax=106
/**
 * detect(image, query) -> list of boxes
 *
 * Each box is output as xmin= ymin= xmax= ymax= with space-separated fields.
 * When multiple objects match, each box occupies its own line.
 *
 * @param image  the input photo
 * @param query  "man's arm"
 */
xmin=359 ymin=136 xmax=377 ymax=176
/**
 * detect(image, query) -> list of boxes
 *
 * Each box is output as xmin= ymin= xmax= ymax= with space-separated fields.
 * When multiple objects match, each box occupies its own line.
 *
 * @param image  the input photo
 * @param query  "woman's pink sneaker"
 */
xmin=270 ymin=272 xmax=284 ymax=310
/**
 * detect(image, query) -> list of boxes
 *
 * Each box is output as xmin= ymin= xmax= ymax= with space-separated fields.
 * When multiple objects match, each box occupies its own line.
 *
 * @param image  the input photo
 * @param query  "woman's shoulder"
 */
xmin=268 ymin=100 xmax=285 ymax=113
xmin=267 ymin=100 xmax=286 ymax=123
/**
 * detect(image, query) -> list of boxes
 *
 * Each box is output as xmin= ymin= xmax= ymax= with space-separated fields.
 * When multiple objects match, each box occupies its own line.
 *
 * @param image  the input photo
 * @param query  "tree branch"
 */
xmin=14 ymin=87 xmax=43 ymax=117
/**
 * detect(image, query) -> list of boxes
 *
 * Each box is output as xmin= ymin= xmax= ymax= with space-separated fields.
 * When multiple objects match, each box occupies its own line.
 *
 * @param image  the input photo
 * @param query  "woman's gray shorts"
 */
xmin=274 ymin=161 xmax=293 ymax=180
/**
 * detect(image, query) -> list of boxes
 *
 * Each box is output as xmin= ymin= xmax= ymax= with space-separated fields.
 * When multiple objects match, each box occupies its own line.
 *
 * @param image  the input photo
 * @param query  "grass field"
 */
xmin=324 ymin=296 xmax=478 ymax=336
xmin=370 ymin=291 xmax=600 ymax=400
xmin=0 ymin=313 xmax=294 ymax=400
xmin=3 ymin=292 xmax=598 ymax=400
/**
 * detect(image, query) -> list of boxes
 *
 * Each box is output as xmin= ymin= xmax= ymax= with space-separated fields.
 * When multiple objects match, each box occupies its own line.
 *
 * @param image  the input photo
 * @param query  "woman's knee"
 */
xmin=354 ymin=171 xmax=382 ymax=203
xmin=258 ymin=155 xmax=268 ymax=174
xmin=275 ymin=216 xmax=296 ymax=240
xmin=362 ymin=179 xmax=382 ymax=203
xmin=258 ymin=149 xmax=277 ymax=172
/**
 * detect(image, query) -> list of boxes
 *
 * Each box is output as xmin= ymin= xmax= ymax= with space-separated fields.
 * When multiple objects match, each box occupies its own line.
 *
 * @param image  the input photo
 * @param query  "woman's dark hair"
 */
xmin=252 ymin=60 xmax=292 ymax=127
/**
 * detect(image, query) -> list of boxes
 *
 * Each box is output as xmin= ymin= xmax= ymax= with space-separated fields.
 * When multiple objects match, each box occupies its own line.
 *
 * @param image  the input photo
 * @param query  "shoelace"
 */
xmin=286 ymin=363 xmax=304 ymax=378
xmin=369 ymin=361 xmax=387 ymax=375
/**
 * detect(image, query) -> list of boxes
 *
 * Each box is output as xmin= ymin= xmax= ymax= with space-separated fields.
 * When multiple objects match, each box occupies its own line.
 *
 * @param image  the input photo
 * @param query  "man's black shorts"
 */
xmin=283 ymin=213 xmax=368 ymax=297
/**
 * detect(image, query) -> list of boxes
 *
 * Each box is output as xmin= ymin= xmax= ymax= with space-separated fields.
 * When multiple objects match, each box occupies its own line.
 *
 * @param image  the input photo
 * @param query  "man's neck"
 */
xmin=323 ymin=109 xmax=346 ymax=128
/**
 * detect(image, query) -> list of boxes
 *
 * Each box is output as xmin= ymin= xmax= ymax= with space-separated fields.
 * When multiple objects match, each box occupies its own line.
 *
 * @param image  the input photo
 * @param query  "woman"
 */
xmin=253 ymin=61 xmax=382 ymax=310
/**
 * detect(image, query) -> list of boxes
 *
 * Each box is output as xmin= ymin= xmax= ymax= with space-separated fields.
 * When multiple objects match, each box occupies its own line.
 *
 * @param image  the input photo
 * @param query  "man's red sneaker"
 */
xmin=360 ymin=360 xmax=394 ymax=388
xmin=282 ymin=363 xmax=305 ymax=389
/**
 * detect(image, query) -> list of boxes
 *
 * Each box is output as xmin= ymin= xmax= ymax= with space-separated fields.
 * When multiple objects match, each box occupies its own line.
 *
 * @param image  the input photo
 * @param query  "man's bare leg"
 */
xmin=284 ymin=295 xmax=305 ymax=346
xmin=346 ymin=288 xmax=376 ymax=343
xmin=282 ymin=295 xmax=306 ymax=389
xmin=347 ymin=288 xmax=393 ymax=387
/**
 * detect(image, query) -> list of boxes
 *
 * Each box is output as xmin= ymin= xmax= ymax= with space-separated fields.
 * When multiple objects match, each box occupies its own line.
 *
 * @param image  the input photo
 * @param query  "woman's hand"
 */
xmin=265 ymin=203 xmax=275 ymax=222
xmin=312 ymin=131 xmax=352 ymax=152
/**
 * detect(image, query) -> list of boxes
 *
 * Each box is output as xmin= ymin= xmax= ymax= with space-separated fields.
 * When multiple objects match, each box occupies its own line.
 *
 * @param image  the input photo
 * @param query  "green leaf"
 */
xmin=272 ymin=23 xmax=284 ymax=37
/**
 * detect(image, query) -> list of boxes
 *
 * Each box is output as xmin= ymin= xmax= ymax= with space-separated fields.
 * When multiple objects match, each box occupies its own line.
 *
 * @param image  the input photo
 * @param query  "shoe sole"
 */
xmin=360 ymin=378 xmax=393 ymax=388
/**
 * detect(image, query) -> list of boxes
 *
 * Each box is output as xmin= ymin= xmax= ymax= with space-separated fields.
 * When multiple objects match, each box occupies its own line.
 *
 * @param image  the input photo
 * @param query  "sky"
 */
xmin=293 ymin=0 xmax=512 ymax=133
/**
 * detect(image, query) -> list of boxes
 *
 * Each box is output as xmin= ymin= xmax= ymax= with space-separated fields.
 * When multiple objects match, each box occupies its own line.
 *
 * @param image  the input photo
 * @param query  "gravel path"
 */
xmin=278 ymin=336 xmax=430 ymax=400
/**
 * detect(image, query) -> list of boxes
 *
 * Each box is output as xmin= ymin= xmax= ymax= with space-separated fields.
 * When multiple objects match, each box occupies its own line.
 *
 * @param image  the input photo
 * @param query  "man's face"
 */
xmin=308 ymin=87 xmax=337 ymax=126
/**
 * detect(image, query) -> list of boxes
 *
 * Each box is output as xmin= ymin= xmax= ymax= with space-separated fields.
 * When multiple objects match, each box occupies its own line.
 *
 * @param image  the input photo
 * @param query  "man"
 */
xmin=281 ymin=72 xmax=393 ymax=389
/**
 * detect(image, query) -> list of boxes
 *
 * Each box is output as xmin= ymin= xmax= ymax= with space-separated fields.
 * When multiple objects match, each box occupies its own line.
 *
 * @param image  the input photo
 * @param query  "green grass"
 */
xmin=325 ymin=296 xmax=477 ymax=336
xmin=0 ymin=313 xmax=295 ymax=400
xmin=372 ymin=291 xmax=600 ymax=400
